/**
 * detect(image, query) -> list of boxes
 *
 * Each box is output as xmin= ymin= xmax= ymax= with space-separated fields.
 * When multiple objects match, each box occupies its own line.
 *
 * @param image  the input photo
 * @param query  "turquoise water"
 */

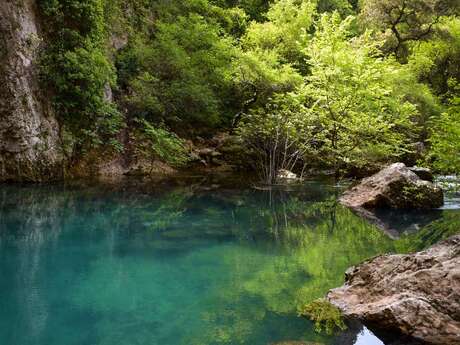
xmin=0 ymin=177 xmax=458 ymax=345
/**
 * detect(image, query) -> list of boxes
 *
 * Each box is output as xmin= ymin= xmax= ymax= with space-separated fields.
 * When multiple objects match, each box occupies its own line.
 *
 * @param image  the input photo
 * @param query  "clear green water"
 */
xmin=0 ymin=178 xmax=458 ymax=345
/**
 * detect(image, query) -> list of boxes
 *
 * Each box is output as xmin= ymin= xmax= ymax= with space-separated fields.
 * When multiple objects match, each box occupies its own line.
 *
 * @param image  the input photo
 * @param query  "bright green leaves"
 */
xmin=231 ymin=48 xmax=303 ymax=109
xmin=238 ymin=11 xmax=425 ymax=180
xmin=230 ymin=0 xmax=314 ymax=131
xmin=302 ymin=13 xmax=418 ymax=173
xmin=428 ymin=92 xmax=460 ymax=173
xmin=408 ymin=17 xmax=460 ymax=98
xmin=243 ymin=0 xmax=316 ymax=65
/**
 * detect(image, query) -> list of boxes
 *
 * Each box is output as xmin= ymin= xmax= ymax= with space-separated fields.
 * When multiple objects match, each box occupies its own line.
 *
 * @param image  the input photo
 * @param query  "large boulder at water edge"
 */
xmin=327 ymin=235 xmax=460 ymax=345
xmin=340 ymin=163 xmax=443 ymax=210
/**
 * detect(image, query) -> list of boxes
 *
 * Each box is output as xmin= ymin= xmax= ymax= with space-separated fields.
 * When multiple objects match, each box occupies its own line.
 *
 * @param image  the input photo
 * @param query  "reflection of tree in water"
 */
xmin=139 ymin=188 xmax=193 ymax=231
xmin=0 ymin=184 xmax=375 ymax=344
xmin=0 ymin=186 xmax=73 ymax=342
xmin=0 ymin=184 xmax=167 ymax=344
xmin=1 ymin=182 xmax=458 ymax=345
xmin=177 ymin=187 xmax=458 ymax=344
xmin=395 ymin=210 xmax=460 ymax=253
xmin=177 ymin=189 xmax=397 ymax=344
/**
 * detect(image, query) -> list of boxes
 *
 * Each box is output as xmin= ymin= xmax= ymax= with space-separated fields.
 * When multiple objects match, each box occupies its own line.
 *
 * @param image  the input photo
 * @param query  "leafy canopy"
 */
xmin=301 ymin=13 xmax=418 ymax=173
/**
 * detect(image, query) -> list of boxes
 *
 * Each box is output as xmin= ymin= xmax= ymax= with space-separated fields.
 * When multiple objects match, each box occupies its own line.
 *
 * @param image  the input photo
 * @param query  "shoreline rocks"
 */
xmin=276 ymin=169 xmax=299 ymax=183
xmin=327 ymin=235 xmax=460 ymax=345
xmin=340 ymin=163 xmax=443 ymax=210
xmin=408 ymin=166 xmax=434 ymax=182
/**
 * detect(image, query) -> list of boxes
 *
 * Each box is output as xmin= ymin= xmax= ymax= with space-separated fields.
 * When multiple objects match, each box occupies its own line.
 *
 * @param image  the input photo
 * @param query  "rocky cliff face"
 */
xmin=0 ymin=0 xmax=62 ymax=182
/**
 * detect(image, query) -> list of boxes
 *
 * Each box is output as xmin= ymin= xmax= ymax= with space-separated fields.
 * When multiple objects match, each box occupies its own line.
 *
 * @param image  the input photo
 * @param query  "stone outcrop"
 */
xmin=0 ymin=0 xmax=62 ymax=182
xmin=328 ymin=235 xmax=460 ymax=345
xmin=340 ymin=163 xmax=443 ymax=210
xmin=277 ymin=169 xmax=298 ymax=181
xmin=409 ymin=166 xmax=434 ymax=183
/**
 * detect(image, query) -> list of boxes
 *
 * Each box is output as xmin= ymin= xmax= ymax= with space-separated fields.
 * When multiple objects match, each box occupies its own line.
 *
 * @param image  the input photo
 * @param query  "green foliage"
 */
xmin=120 ymin=11 xmax=238 ymax=129
xmin=218 ymin=0 xmax=271 ymax=21
xmin=428 ymin=91 xmax=460 ymax=173
xmin=301 ymin=13 xmax=419 ymax=174
xmin=317 ymin=0 xmax=355 ymax=16
xmin=409 ymin=17 xmax=460 ymax=99
xmin=238 ymin=12 xmax=428 ymax=180
xmin=243 ymin=0 xmax=316 ymax=65
xmin=135 ymin=119 xmax=189 ymax=167
xmin=360 ymin=0 xmax=460 ymax=59
xmin=231 ymin=48 xmax=303 ymax=111
xmin=38 ymin=0 xmax=123 ymax=153
xmin=35 ymin=0 xmax=460 ymax=176
xmin=237 ymin=93 xmax=314 ymax=184
xmin=299 ymin=298 xmax=347 ymax=334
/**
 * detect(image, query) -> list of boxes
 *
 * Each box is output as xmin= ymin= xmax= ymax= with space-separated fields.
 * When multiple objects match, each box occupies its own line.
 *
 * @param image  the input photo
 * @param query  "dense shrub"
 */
xmin=135 ymin=119 xmax=190 ymax=167
xmin=38 ymin=0 xmax=123 ymax=155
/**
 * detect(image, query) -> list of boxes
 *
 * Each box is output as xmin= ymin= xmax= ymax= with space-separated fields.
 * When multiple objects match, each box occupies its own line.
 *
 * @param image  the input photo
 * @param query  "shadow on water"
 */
xmin=0 ymin=175 xmax=458 ymax=345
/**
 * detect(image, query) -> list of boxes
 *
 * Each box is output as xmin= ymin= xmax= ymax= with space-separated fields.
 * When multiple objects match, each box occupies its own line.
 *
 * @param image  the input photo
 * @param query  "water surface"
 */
xmin=0 ymin=177 xmax=458 ymax=345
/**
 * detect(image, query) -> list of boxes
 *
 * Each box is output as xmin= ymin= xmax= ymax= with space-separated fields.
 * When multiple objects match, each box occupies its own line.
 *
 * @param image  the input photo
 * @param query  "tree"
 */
xmin=231 ymin=0 xmax=313 ymax=132
xmin=408 ymin=16 xmax=460 ymax=99
xmin=121 ymin=13 xmax=238 ymax=130
xmin=302 ymin=13 xmax=419 ymax=177
xmin=428 ymin=89 xmax=460 ymax=173
xmin=237 ymin=12 xmax=431 ymax=183
xmin=230 ymin=48 xmax=304 ymax=129
xmin=237 ymin=93 xmax=315 ymax=184
xmin=360 ymin=0 xmax=459 ymax=60
xmin=38 ymin=0 xmax=123 ymax=155
xmin=243 ymin=0 xmax=317 ymax=66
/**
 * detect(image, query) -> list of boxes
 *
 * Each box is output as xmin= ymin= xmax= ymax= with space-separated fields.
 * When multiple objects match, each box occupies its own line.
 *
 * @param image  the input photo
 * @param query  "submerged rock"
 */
xmin=340 ymin=163 xmax=443 ymax=210
xmin=327 ymin=235 xmax=460 ymax=345
xmin=277 ymin=169 xmax=298 ymax=181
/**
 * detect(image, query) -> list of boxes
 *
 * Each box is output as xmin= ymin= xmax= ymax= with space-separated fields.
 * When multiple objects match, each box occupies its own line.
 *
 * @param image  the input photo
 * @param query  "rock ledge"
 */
xmin=328 ymin=235 xmax=460 ymax=345
xmin=340 ymin=163 xmax=443 ymax=210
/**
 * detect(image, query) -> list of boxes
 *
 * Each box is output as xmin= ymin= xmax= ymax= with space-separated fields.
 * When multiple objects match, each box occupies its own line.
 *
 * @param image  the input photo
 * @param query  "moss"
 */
xmin=401 ymin=184 xmax=431 ymax=207
xmin=298 ymin=298 xmax=347 ymax=335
